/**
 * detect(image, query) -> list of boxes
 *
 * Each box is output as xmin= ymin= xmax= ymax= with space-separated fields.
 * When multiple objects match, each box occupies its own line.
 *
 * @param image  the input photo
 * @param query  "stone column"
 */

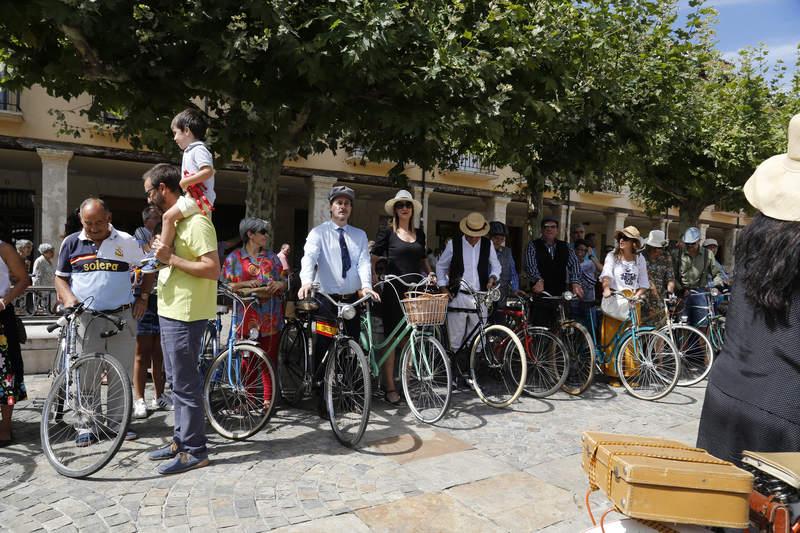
xmin=558 ymin=204 xmax=576 ymax=241
xmin=723 ymin=227 xmax=740 ymax=272
xmin=605 ymin=211 xmax=627 ymax=247
xmin=412 ymin=186 xmax=433 ymax=237
xmin=660 ymin=218 xmax=671 ymax=236
xmin=308 ymin=175 xmax=338 ymax=229
xmin=37 ymin=148 xmax=73 ymax=252
xmin=699 ymin=223 xmax=710 ymax=242
xmin=485 ymin=195 xmax=511 ymax=225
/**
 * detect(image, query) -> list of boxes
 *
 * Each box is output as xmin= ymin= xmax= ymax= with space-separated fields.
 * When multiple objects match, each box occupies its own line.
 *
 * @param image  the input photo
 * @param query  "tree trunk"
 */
xmin=677 ymin=200 xmax=707 ymax=235
xmin=245 ymin=146 xmax=283 ymax=229
xmin=526 ymin=174 xmax=544 ymax=240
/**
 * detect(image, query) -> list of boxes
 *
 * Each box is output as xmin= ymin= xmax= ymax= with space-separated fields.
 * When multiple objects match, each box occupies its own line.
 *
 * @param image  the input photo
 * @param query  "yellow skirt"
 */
xmin=601 ymin=289 xmax=640 ymax=378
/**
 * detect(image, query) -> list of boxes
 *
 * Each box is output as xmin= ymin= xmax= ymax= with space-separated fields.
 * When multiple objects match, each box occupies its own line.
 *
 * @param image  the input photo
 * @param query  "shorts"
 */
xmin=136 ymin=297 xmax=160 ymax=336
xmin=176 ymin=194 xmax=203 ymax=218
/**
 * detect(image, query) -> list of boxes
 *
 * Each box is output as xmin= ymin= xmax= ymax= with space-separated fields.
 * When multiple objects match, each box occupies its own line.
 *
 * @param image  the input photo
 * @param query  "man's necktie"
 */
xmin=337 ymin=227 xmax=351 ymax=278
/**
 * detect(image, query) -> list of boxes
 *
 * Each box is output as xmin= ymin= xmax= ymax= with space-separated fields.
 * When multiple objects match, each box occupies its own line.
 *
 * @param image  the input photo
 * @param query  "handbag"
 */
xmin=601 ymin=293 xmax=630 ymax=321
xmin=15 ymin=315 xmax=27 ymax=344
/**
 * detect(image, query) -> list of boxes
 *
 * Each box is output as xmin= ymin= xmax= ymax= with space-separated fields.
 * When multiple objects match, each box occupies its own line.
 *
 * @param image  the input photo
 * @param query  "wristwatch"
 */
xmin=139 ymin=292 xmax=150 ymax=301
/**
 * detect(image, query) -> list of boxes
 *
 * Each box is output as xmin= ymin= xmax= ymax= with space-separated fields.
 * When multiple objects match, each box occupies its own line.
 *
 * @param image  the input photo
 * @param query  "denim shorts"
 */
xmin=137 ymin=297 xmax=160 ymax=336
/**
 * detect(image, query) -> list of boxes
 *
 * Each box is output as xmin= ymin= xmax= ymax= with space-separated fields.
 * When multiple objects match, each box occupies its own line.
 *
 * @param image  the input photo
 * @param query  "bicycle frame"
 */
xmin=585 ymin=297 xmax=655 ymax=369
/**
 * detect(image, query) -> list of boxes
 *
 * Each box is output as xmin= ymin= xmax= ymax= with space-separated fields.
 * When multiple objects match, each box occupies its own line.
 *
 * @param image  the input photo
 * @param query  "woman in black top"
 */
xmin=372 ymin=190 xmax=433 ymax=405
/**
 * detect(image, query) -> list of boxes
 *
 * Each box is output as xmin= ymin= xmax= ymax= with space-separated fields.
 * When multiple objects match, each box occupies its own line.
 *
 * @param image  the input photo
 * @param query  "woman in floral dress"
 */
xmin=222 ymin=218 xmax=287 ymax=406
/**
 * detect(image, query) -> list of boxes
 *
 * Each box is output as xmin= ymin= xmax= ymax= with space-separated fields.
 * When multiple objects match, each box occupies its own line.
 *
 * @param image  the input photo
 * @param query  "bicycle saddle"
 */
xmin=742 ymin=451 xmax=800 ymax=488
xmin=296 ymin=299 xmax=320 ymax=312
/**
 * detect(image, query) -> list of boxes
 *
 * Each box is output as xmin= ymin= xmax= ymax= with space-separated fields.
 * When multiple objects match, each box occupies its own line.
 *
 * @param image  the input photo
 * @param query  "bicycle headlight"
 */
xmin=489 ymin=288 xmax=501 ymax=302
xmin=341 ymin=305 xmax=356 ymax=321
xmin=562 ymin=291 xmax=574 ymax=301
xmin=248 ymin=327 xmax=259 ymax=340
xmin=710 ymin=288 xmax=720 ymax=297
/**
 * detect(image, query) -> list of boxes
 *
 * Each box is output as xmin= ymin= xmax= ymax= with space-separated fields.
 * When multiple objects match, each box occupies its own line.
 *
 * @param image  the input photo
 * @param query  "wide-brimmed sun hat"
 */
xmin=615 ymin=226 xmax=641 ymax=241
xmin=384 ymin=190 xmax=422 ymax=215
xmin=703 ymin=238 xmax=719 ymax=248
xmin=744 ymin=113 xmax=800 ymax=221
xmin=644 ymin=230 xmax=668 ymax=248
xmin=682 ymin=227 xmax=701 ymax=244
xmin=459 ymin=212 xmax=490 ymax=237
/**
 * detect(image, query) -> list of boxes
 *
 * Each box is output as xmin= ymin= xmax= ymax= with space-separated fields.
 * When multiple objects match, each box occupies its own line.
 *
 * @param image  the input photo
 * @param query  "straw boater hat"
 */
xmin=384 ymin=190 xmax=422 ymax=215
xmin=459 ymin=212 xmax=490 ymax=237
xmin=744 ymin=113 xmax=800 ymax=221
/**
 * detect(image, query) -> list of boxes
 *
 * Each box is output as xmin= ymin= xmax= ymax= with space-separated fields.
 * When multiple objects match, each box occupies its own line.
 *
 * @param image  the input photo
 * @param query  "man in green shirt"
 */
xmin=143 ymin=163 xmax=220 ymax=474
xmin=673 ymin=226 xmax=725 ymax=327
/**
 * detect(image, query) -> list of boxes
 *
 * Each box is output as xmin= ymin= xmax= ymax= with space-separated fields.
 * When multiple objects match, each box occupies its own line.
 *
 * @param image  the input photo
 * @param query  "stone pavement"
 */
xmin=0 ymin=375 xmax=707 ymax=532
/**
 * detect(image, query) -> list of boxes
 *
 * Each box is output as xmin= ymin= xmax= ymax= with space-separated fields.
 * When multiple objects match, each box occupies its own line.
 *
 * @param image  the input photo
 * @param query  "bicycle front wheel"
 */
xmin=325 ymin=339 xmax=371 ymax=447
xmin=662 ymin=324 xmax=714 ymax=386
xmin=401 ymin=331 xmax=452 ymax=423
xmin=204 ymin=344 xmax=276 ymax=440
xmin=560 ymin=322 xmax=596 ymax=396
xmin=41 ymin=353 xmax=132 ymax=478
xmin=469 ymin=325 xmax=527 ymax=408
xmin=617 ymin=330 xmax=680 ymax=401
xmin=277 ymin=320 xmax=308 ymax=406
xmin=709 ymin=317 xmax=726 ymax=353
xmin=519 ymin=327 xmax=569 ymax=398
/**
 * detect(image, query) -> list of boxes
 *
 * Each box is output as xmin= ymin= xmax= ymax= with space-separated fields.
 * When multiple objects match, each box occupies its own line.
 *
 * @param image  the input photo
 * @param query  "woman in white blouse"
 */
xmin=599 ymin=226 xmax=649 ymax=378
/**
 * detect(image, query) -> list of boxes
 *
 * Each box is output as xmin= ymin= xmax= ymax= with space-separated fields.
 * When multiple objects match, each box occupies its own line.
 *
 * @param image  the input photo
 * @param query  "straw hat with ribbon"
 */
xmin=744 ymin=113 xmax=800 ymax=221
xmin=384 ymin=190 xmax=423 ymax=215
xmin=459 ymin=212 xmax=490 ymax=237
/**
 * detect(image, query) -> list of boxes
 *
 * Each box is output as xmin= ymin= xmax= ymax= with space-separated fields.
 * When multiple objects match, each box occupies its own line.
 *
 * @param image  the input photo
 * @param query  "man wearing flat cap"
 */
xmin=298 ymin=185 xmax=379 ymax=417
xmin=436 ymin=212 xmax=501 ymax=356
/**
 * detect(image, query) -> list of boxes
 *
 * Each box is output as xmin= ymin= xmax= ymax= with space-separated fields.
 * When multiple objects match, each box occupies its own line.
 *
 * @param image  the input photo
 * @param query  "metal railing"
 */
xmin=0 ymin=89 xmax=21 ymax=113
xmin=12 ymin=287 xmax=59 ymax=319
xmin=456 ymin=154 xmax=497 ymax=175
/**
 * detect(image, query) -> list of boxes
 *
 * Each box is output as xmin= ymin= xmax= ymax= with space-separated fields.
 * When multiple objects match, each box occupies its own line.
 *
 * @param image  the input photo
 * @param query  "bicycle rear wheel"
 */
xmin=469 ymin=324 xmax=527 ymax=408
xmin=662 ymin=324 xmax=714 ymax=386
xmin=204 ymin=344 xmax=276 ymax=440
xmin=401 ymin=331 xmax=451 ymax=423
xmin=709 ymin=317 xmax=726 ymax=353
xmin=325 ymin=339 xmax=371 ymax=447
xmin=198 ymin=320 xmax=218 ymax=378
xmin=41 ymin=353 xmax=131 ymax=478
xmin=617 ymin=330 xmax=680 ymax=401
xmin=519 ymin=326 xmax=569 ymax=398
xmin=278 ymin=320 xmax=308 ymax=406
xmin=560 ymin=322 xmax=596 ymax=395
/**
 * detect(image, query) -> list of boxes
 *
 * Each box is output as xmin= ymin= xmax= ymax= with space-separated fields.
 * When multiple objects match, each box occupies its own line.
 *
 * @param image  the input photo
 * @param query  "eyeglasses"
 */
xmin=543 ymin=224 xmax=558 ymax=230
xmin=144 ymin=187 xmax=156 ymax=198
xmin=395 ymin=202 xmax=413 ymax=210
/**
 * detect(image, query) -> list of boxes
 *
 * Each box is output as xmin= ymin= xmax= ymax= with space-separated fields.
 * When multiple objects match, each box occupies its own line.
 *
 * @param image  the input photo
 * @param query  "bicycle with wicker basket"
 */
xmin=361 ymin=273 xmax=453 ymax=423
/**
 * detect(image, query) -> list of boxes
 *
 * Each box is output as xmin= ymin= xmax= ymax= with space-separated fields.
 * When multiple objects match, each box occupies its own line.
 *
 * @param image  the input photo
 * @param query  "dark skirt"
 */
xmin=0 ymin=305 xmax=27 ymax=404
xmin=697 ymin=382 xmax=800 ymax=466
xmin=379 ymin=279 xmax=407 ymax=340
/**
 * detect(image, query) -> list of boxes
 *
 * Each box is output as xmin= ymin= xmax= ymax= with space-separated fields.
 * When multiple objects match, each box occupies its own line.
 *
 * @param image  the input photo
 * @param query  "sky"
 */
xmin=679 ymin=0 xmax=799 ymax=77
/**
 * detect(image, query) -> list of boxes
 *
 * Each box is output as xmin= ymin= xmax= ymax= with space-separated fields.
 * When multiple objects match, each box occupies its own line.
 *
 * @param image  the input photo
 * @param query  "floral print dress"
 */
xmin=0 ymin=315 xmax=27 ymax=405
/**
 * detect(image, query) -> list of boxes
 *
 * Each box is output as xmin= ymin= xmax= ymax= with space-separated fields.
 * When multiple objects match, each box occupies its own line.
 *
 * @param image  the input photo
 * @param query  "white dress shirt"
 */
xmin=300 ymin=220 xmax=372 ymax=295
xmin=436 ymin=236 xmax=501 ymax=292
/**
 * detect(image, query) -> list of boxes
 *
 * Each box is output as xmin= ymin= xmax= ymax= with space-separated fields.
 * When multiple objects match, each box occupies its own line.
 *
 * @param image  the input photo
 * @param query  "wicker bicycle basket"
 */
xmin=401 ymin=291 xmax=449 ymax=326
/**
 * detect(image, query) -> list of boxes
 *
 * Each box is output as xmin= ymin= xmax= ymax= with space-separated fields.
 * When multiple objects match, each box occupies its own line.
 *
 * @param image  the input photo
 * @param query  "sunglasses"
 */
xmin=257 ymin=229 xmax=269 ymax=235
xmin=619 ymin=236 xmax=636 ymax=242
xmin=395 ymin=202 xmax=413 ymax=210
xmin=543 ymin=224 xmax=558 ymax=230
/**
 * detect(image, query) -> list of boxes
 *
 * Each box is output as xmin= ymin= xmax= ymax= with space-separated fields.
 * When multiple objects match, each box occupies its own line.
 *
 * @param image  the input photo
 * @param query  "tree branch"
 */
xmin=59 ymin=24 xmax=129 ymax=82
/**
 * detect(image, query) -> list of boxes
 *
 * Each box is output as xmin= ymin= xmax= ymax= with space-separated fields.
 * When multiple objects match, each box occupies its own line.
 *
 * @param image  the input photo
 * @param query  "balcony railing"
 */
xmin=0 ymin=89 xmax=21 ymax=113
xmin=456 ymin=154 xmax=497 ymax=176
xmin=12 ymin=287 xmax=59 ymax=320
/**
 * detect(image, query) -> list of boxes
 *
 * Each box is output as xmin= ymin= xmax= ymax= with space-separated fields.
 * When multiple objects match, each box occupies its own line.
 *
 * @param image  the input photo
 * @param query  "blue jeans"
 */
xmin=684 ymin=293 xmax=710 ymax=328
xmin=159 ymin=316 xmax=208 ymax=458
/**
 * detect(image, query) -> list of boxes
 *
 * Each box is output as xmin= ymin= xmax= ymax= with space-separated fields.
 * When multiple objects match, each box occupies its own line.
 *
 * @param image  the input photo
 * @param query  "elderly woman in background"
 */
xmin=32 ymin=243 xmax=56 ymax=287
xmin=641 ymin=230 xmax=675 ymax=327
xmin=15 ymin=239 xmax=33 ymax=273
xmin=222 ymin=218 xmax=287 ymax=407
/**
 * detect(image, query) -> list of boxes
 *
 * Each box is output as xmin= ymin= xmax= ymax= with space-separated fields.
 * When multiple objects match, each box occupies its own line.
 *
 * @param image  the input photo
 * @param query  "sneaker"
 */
xmin=140 ymin=256 xmax=166 ymax=274
xmin=149 ymin=440 xmax=180 ymax=461
xmin=125 ymin=430 xmax=138 ymax=441
xmin=133 ymin=398 xmax=148 ymax=419
xmin=151 ymin=395 xmax=174 ymax=412
xmin=157 ymin=452 xmax=209 ymax=475
xmin=75 ymin=430 xmax=98 ymax=447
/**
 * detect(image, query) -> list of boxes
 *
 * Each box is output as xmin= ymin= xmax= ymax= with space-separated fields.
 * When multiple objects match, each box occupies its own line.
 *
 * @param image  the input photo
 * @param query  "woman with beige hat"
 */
xmin=697 ymin=114 xmax=800 ymax=466
xmin=641 ymin=229 xmax=675 ymax=326
xmin=371 ymin=190 xmax=433 ymax=405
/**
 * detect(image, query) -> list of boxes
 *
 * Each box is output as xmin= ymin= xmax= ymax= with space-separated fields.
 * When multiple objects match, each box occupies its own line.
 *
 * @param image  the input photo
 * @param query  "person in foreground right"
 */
xmin=697 ymin=114 xmax=800 ymax=468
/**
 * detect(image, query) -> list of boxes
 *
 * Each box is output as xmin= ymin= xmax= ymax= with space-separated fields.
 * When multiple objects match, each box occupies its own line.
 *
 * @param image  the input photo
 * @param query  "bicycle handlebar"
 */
xmin=379 ymin=273 xmax=434 ymax=289
xmin=608 ymin=289 xmax=644 ymax=303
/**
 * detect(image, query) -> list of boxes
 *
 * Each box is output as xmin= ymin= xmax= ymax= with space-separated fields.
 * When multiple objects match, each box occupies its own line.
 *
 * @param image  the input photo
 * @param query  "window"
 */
xmin=0 ymin=66 xmax=21 ymax=113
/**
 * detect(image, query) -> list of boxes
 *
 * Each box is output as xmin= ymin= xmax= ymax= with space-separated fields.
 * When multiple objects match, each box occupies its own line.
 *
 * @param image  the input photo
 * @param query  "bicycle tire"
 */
xmin=325 ymin=338 xmax=371 ymax=447
xmin=710 ymin=317 xmax=726 ymax=353
xmin=204 ymin=344 xmax=276 ymax=440
xmin=469 ymin=324 xmax=527 ymax=408
xmin=519 ymin=326 xmax=569 ymax=398
xmin=661 ymin=324 xmax=714 ymax=386
xmin=198 ymin=320 xmax=218 ymax=378
xmin=41 ymin=352 xmax=132 ymax=478
xmin=277 ymin=320 xmax=309 ymax=406
xmin=401 ymin=331 xmax=452 ymax=423
xmin=617 ymin=330 xmax=680 ymax=401
xmin=560 ymin=321 xmax=596 ymax=396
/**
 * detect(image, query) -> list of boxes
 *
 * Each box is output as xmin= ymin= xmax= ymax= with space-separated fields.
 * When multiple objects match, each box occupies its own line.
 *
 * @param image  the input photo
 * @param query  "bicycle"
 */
xmin=362 ymin=273 xmax=452 ymax=423
xmin=658 ymin=294 xmax=714 ymax=386
xmin=277 ymin=284 xmax=373 ymax=447
xmin=41 ymin=300 xmax=132 ymax=478
xmin=440 ymin=279 xmax=527 ymax=408
xmin=494 ymin=293 xmax=570 ymax=398
xmin=560 ymin=290 xmax=681 ymax=400
xmin=202 ymin=283 xmax=277 ymax=440
xmin=679 ymin=287 xmax=728 ymax=354
xmin=198 ymin=290 xmax=233 ymax=378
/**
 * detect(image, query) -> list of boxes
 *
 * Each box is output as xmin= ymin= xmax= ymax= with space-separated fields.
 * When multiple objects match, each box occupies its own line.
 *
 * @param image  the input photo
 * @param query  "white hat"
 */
xmin=459 ymin=212 xmax=490 ymax=237
xmin=703 ymin=238 xmax=718 ymax=248
xmin=384 ymin=190 xmax=422 ymax=215
xmin=744 ymin=113 xmax=800 ymax=221
xmin=644 ymin=230 xmax=668 ymax=248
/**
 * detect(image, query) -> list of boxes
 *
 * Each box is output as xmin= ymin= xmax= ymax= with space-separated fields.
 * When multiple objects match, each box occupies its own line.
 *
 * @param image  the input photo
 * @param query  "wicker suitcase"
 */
xmin=581 ymin=431 xmax=753 ymax=529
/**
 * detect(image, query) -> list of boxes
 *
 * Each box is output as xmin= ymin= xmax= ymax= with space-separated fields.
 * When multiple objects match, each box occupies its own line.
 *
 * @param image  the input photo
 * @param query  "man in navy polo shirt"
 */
xmin=55 ymin=198 xmax=155 ymax=443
